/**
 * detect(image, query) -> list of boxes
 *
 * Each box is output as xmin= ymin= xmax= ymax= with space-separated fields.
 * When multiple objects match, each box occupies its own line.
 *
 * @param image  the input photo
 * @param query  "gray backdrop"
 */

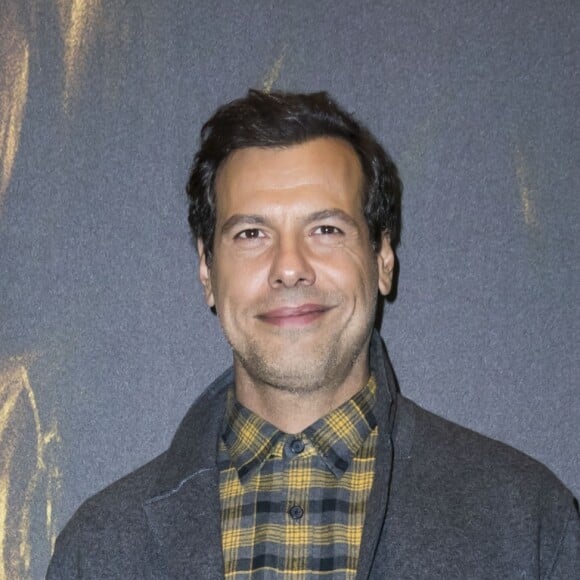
xmin=0 ymin=1 xmax=578 ymax=577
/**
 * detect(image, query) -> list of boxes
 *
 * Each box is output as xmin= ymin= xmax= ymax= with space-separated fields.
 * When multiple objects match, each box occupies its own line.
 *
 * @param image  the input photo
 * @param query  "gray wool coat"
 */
xmin=47 ymin=332 xmax=580 ymax=578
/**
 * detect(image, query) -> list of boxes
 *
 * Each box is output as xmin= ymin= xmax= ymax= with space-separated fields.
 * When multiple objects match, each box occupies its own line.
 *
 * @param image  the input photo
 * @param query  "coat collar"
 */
xmin=143 ymin=367 xmax=233 ymax=578
xmin=356 ymin=330 xmax=398 ymax=579
xmin=143 ymin=331 xmax=398 ymax=579
xmin=148 ymin=366 xmax=233 ymax=496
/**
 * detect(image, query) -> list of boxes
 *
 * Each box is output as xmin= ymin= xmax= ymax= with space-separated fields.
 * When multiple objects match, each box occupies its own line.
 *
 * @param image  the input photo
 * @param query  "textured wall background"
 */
xmin=0 ymin=1 xmax=578 ymax=577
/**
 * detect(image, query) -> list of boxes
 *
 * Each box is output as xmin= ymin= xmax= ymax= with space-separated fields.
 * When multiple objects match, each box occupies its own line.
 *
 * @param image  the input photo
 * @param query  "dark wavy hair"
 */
xmin=186 ymin=90 xmax=402 ymax=263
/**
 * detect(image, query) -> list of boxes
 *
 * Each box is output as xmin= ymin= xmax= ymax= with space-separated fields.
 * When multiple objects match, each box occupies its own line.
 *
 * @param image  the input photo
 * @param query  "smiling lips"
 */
xmin=257 ymin=304 xmax=334 ymax=327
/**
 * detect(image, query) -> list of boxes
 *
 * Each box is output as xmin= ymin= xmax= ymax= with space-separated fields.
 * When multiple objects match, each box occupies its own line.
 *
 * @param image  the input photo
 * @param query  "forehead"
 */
xmin=214 ymin=137 xmax=365 ymax=216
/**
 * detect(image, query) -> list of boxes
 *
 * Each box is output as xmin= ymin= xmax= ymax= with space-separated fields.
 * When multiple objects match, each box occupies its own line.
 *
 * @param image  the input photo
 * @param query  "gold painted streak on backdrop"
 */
xmin=0 ymin=361 xmax=61 ymax=579
xmin=262 ymin=46 xmax=287 ymax=93
xmin=55 ymin=0 xmax=102 ymax=113
xmin=514 ymin=144 xmax=539 ymax=230
xmin=0 ymin=37 xmax=29 ymax=215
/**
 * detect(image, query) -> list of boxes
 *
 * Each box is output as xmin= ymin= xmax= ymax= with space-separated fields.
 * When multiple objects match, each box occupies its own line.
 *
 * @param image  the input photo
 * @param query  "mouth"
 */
xmin=256 ymin=303 xmax=335 ymax=327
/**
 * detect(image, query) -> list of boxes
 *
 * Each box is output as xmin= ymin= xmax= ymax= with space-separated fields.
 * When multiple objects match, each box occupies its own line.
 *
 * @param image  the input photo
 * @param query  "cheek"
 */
xmin=322 ymin=251 xmax=377 ymax=293
xmin=211 ymin=262 xmax=267 ymax=313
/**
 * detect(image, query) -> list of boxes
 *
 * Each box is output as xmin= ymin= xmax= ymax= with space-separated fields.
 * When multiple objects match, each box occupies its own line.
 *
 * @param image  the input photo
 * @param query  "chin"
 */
xmin=250 ymin=365 xmax=331 ymax=394
xmin=237 ymin=345 xmax=346 ymax=394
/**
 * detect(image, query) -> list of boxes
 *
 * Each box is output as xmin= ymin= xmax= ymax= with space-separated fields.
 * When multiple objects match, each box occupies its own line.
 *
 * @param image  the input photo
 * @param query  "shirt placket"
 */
xmin=283 ymin=434 xmax=313 ymax=577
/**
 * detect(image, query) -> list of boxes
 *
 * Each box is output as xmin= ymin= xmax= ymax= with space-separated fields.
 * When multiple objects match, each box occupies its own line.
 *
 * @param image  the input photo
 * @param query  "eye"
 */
xmin=234 ymin=228 xmax=265 ymax=240
xmin=312 ymin=225 xmax=344 ymax=236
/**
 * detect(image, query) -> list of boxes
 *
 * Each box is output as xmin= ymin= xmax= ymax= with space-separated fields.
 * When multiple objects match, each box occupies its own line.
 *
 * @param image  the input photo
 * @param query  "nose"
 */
xmin=268 ymin=236 xmax=316 ymax=289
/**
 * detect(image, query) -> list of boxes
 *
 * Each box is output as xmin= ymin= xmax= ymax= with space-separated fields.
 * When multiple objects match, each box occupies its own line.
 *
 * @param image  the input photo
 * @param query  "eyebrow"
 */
xmin=221 ymin=214 xmax=268 ymax=234
xmin=307 ymin=209 xmax=360 ymax=230
xmin=220 ymin=208 xmax=360 ymax=235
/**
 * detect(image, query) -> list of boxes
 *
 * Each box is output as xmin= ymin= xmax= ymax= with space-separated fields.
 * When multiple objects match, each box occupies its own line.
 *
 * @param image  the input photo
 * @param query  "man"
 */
xmin=48 ymin=91 xmax=579 ymax=578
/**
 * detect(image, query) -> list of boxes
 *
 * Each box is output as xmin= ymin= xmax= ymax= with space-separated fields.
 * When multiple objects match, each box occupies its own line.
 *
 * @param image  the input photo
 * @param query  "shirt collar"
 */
xmin=222 ymin=376 xmax=377 ymax=483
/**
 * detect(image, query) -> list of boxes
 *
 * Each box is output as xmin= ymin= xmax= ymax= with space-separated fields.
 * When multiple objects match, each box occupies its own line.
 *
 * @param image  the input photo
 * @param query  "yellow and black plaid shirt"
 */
xmin=218 ymin=376 xmax=378 ymax=579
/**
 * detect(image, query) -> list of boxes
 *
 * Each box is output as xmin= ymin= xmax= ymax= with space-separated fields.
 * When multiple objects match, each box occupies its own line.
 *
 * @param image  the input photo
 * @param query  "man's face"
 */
xmin=199 ymin=137 xmax=394 ymax=394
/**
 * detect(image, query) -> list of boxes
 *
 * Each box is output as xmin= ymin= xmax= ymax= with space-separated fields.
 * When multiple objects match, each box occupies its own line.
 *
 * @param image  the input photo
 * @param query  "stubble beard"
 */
xmin=226 ymin=307 xmax=376 ymax=396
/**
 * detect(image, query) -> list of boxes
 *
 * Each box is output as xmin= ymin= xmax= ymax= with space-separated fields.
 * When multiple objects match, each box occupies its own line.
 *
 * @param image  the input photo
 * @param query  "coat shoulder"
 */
xmin=386 ymin=396 xmax=580 ymax=578
xmin=70 ymin=452 xmax=168 ymax=528
xmin=398 ymin=395 xmax=571 ymax=495
xmin=47 ymin=453 xmax=168 ymax=578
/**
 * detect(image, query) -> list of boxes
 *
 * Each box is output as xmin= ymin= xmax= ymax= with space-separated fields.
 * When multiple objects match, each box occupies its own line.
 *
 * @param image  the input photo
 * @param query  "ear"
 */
xmin=197 ymin=239 xmax=215 ymax=308
xmin=376 ymin=234 xmax=395 ymax=296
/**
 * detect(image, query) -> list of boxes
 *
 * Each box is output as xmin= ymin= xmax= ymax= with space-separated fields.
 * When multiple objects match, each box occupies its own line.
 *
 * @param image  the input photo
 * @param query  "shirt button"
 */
xmin=290 ymin=438 xmax=305 ymax=454
xmin=288 ymin=505 xmax=304 ymax=520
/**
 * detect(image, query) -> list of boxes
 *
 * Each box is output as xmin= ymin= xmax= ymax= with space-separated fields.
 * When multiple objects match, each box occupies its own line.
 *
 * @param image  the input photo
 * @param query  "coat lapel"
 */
xmin=143 ymin=469 xmax=224 ymax=578
xmin=142 ymin=368 xmax=234 ymax=578
xmin=356 ymin=331 xmax=398 ymax=579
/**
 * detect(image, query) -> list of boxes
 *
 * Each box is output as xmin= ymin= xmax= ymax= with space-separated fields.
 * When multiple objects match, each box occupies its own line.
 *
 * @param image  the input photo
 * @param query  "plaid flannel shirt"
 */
xmin=218 ymin=375 xmax=378 ymax=578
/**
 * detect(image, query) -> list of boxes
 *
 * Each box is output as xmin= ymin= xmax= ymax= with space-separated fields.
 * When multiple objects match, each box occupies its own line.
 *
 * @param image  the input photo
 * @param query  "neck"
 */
xmin=233 ymin=357 xmax=370 ymax=433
